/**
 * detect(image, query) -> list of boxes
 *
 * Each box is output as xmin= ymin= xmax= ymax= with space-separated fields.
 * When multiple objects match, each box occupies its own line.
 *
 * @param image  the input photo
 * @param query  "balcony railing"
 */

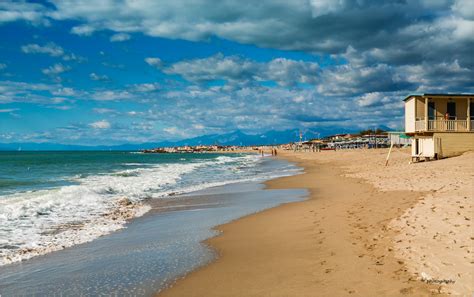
xmin=415 ymin=118 xmax=473 ymax=132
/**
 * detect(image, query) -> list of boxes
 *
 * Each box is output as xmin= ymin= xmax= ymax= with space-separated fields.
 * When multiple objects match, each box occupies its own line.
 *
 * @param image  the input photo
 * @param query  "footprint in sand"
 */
xmin=399 ymin=287 xmax=414 ymax=295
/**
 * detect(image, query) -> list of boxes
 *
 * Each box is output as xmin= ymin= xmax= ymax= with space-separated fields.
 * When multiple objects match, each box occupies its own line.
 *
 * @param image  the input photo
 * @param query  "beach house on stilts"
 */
xmin=404 ymin=94 xmax=474 ymax=161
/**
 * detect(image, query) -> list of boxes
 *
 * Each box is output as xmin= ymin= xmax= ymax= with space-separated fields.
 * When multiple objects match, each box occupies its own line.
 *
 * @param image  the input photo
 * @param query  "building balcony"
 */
xmin=414 ymin=118 xmax=474 ymax=132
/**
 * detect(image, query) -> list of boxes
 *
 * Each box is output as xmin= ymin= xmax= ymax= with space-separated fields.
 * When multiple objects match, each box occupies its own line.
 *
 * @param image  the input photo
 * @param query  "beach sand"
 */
xmin=158 ymin=149 xmax=473 ymax=297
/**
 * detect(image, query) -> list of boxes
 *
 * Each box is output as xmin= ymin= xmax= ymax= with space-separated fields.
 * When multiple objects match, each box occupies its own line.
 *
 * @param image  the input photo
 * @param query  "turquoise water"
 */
xmin=0 ymin=151 xmax=246 ymax=194
xmin=0 ymin=152 xmax=300 ymax=266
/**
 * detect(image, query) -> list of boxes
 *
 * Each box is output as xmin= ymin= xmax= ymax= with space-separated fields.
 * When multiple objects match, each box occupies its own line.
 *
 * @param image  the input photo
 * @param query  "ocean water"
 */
xmin=0 ymin=151 xmax=306 ymax=296
xmin=0 ymin=152 xmax=300 ymax=266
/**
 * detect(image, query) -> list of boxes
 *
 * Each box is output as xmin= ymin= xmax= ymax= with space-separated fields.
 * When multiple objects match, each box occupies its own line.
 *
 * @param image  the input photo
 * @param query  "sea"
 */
xmin=0 ymin=151 xmax=306 ymax=296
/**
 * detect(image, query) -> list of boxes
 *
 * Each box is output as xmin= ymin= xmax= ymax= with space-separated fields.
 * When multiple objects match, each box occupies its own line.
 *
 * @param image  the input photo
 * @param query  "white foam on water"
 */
xmin=0 ymin=154 xmax=300 ymax=266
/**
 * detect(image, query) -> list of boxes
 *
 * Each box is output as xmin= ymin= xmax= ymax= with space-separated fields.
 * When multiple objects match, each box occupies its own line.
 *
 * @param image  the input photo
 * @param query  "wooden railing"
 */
xmin=415 ymin=120 xmax=425 ymax=131
xmin=415 ymin=119 xmax=470 ymax=132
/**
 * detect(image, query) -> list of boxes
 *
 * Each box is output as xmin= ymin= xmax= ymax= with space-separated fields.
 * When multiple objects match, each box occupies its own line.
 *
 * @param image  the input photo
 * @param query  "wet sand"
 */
xmin=158 ymin=149 xmax=466 ymax=297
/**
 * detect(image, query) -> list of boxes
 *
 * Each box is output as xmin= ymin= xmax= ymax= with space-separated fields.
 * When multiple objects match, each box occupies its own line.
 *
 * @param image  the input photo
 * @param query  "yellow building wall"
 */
xmin=457 ymin=99 xmax=468 ymax=118
xmin=428 ymin=97 xmax=469 ymax=119
xmin=415 ymin=97 xmax=424 ymax=119
xmin=433 ymin=98 xmax=447 ymax=118
xmin=434 ymin=132 xmax=474 ymax=157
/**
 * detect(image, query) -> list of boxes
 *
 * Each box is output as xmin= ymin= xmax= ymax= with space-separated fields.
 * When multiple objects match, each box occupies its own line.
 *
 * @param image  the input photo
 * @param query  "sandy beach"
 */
xmin=158 ymin=148 xmax=473 ymax=297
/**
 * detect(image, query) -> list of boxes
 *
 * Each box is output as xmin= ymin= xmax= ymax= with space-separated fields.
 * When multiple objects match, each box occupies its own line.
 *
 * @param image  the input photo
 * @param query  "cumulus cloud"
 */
xmin=110 ymin=33 xmax=130 ymax=42
xmin=89 ymin=120 xmax=111 ymax=129
xmin=357 ymin=92 xmax=393 ymax=107
xmin=21 ymin=43 xmax=64 ymax=57
xmin=90 ymin=90 xmax=132 ymax=101
xmin=316 ymin=63 xmax=413 ymax=97
xmin=0 ymin=1 xmax=49 ymax=25
xmin=52 ymin=87 xmax=75 ymax=96
xmin=70 ymin=24 xmax=95 ymax=36
xmin=42 ymin=63 xmax=70 ymax=76
xmin=160 ymin=54 xmax=320 ymax=87
xmin=399 ymin=60 xmax=473 ymax=92
xmin=89 ymin=73 xmax=109 ymax=81
xmin=0 ymin=108 xmax=19 ymax=113
xmin=21 ymin=42 xmax=84 ymax=62
xmin=133 ymin=83 xmax=160 ymax=92
xmin=93 ymin=108 xmax=117 ymax=114
xmin=163 ymin=54 xmax=257 ymax=84
xmin=3 ymin=0 xmax=472 ymax=90
xmin=0 ymin=81 xmax=68 ymax=107
xmin=2 ymin=0 xmax=472 ymax=68
xmin=144 ymin=57 xmax=163 ymax=68
xmin=34 ymin=0 xmax=468 ymax=68
xmin=2 ymin=0 xmax=474 ymax=143
xmin=452 ymin=0 xmax=474 ymax=20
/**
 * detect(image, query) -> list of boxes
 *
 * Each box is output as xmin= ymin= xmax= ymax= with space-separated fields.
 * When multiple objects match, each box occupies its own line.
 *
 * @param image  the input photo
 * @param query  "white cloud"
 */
xmin=133 ymin=83 xmax=160 ymax=92
xmin=110 ymin=33 xmax=131 ymax=42
xmin=193 ymin=124 xmax=205 ymax=130
xmin=42 ymin=63 xmax=70 ymax=75
xmin=93 ymin=108 xmax=117 ymax=114
xmin=90 ymin=90 xmax=132 ymax=101
xmin=292 ymin=95 xmax=305 ymax=103
xmin=163 ymin=126 xmax=189 ymax=137
xmin=357 ymin=92 xmax=393 ymax=107
xmin=52 ymin=87 xmax=75 ymax=96
xmin=0 ymin=63 xmax=6 ymax=70
xmin=144 ymin=57 xmax=163 ymax=68
xmin=160 ymin=54 xmax=319 ymax=86
xmin=89 ymin=120 xmax=110 ymax=129
xmin=0 ymin=1 xmax=49 ymax=25
xmin=127 ymin=111 xmax=145 ymax=116
xmin=71 ymin=24 xmax=95 ymax=36
xmin=0 ymin=108 xmax=19 ymax=113
xmin=452 ymin=0 xmax=474 ymax=20
xmin=51 ymin=97 xmax=67 ymax=104
xmin=89 ymin=73 xmax=109 ymax=81
xmin=21 ymin=43 xmax=64 ymax=57
xmin=21 ymin=42 xmax=84 ymax=62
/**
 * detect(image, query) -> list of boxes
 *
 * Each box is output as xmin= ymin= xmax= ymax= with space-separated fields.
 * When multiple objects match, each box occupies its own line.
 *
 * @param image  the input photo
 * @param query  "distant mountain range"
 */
xmin=0 ymin=127 xmax=375 ymax=151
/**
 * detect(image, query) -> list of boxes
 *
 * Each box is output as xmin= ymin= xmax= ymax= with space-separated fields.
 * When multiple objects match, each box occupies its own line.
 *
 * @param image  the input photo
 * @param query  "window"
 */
xmin=447 ymin=101 xmax=456 ymax=120
xmin=428 ymin=102 xmax=435 ymax=120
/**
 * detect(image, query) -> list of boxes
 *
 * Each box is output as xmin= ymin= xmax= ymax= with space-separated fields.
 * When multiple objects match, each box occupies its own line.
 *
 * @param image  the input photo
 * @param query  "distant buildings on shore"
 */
xmin=142 ymin=93 xmax=474 ymax=161
xmin=142 ymin=145 xmax=244 ymax=153
xmin=141 ymin=133 xmax=394 ymax=153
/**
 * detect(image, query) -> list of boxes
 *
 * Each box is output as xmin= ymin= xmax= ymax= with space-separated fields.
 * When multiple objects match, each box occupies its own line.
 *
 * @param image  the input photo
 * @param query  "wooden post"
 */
xmin=385 ymin=143 xmax=394 ymax=166
xmin=468 ymin=98 xmax=471 ymax=131
xmin=424 ymin=97 xmax=428 ymax=131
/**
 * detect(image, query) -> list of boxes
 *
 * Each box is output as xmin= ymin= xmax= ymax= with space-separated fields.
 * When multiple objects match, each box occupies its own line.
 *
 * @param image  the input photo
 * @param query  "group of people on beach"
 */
xmin=259 ymin=149 xmax=278 ymax=157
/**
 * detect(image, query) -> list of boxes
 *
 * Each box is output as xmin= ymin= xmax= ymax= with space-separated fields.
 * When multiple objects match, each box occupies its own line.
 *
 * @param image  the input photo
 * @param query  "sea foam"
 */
xmin=0 ymin=154 xmax=299 ymax=266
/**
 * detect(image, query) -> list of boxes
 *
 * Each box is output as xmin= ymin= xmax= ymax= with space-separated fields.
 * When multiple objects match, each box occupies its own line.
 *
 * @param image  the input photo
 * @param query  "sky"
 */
xmin=0 ymin=0 xmax=473 ymax=145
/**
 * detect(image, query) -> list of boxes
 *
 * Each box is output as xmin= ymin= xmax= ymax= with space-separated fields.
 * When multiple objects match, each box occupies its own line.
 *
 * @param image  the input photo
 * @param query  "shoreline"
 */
xmin=0 ymin=154 xmax=307 ymax=295
xmin=158 ymin=150 xmax=446 ymax=296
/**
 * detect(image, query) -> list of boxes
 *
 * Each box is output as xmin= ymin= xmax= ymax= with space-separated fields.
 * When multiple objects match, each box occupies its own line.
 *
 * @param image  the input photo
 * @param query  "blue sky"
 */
xmin=0 ymin=0 xmax=473 ymax=145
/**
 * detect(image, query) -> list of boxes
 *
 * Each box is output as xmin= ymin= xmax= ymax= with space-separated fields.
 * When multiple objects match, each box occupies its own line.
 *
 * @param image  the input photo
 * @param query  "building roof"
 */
xmin=403 ymin=93 xmax=474 ymax=101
